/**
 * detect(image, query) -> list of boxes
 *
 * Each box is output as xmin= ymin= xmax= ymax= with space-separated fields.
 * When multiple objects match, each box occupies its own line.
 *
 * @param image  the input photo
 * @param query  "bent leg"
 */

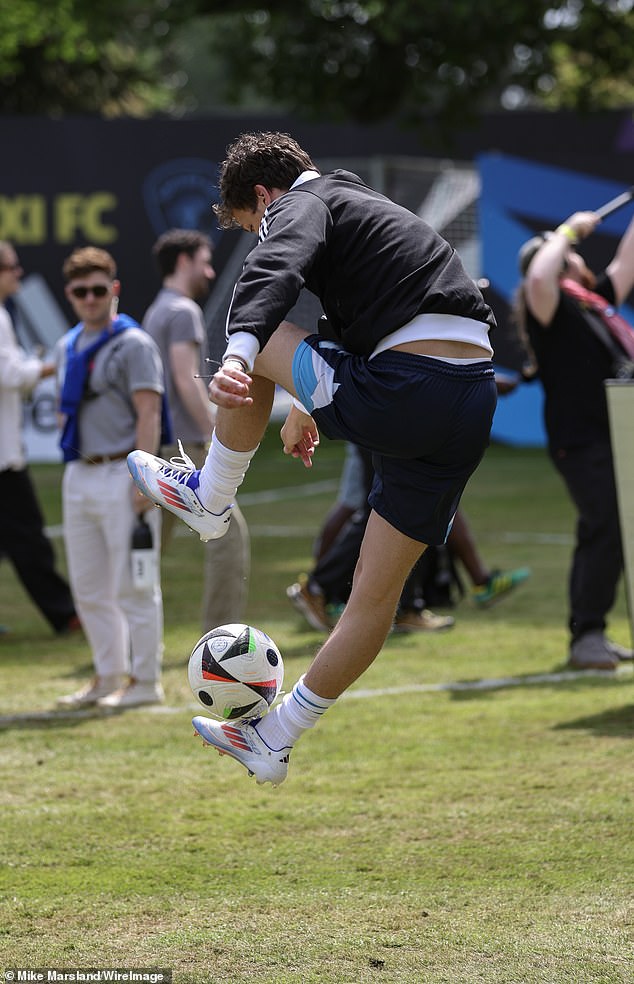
xmin=304 ymin=510 xmax=426 ymax=697
xmin=213 ymin=321 xmax=310 ymax=452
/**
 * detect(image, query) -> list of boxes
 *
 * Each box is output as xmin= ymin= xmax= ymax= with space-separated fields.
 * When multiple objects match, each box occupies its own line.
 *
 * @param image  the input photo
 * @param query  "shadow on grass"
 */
xmin=444 ymin=666 xmax=630 ymax=702
xmin=0 ymin=706 xmax=112 ymax=732
xmin=552 ymin=703 xmax=634 ymax=738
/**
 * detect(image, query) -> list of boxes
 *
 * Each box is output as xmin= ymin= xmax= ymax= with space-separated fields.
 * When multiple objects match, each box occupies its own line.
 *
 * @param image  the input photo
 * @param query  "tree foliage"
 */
xmin=194 ymin=0 xmax=634 ymax=131
xmin=0 ymin=0 xmax=197 ymax=115
xmin=1 ymin=0 xmax=633 ymax=127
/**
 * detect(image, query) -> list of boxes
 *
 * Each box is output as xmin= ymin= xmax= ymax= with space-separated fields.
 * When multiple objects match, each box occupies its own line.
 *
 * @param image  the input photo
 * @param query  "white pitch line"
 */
xmin=42 ymin=479 xmax=340 ymax=540
xmin=43 ymin=476 xmax=575 ymax=545
xmin=0 ymin=667 xmax=628 ymax=727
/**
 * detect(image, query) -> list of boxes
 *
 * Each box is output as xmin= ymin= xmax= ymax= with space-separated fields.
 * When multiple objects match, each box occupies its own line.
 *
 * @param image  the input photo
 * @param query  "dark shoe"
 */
xmin=568 ymin=632 xmax=619 ymax=671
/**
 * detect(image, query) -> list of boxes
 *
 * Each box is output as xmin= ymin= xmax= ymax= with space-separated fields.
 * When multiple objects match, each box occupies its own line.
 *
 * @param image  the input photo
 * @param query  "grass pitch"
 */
xmin=0 ymin=433 xmax=632 ymax=983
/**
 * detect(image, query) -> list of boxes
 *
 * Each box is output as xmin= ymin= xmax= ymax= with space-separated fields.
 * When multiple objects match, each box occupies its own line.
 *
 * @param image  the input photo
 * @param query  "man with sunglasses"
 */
xmin=55 ymin=247 xmax=167 ymax=709
xmin=0 ymin=240 xmax=79 ymax=637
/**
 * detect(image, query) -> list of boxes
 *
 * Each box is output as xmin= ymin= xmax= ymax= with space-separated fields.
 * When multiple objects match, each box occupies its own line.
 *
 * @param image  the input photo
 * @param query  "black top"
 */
xmin=226 ymin=170 xmax=495 ymax=356
xmin=526 ymin=273 xmax=616 ymax=450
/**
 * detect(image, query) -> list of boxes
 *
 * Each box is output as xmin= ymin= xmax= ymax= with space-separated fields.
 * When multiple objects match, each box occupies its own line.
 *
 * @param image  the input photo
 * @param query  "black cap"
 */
xmin=518 ymin=235 xmax=547 ymax=276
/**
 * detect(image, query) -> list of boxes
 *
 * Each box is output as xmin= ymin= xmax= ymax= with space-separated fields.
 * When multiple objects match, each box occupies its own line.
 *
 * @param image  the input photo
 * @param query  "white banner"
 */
xmin=605 ymin=379 xmax=634 ymax=646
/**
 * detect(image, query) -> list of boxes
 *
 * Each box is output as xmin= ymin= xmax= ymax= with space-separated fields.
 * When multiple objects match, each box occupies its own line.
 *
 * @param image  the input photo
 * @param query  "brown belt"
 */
xmin=81 ymin=451 xmax=133 ymax=465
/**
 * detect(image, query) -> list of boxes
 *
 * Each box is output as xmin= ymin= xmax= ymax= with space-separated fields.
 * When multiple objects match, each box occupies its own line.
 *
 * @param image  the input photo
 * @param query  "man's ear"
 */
xmin=112 ymin=279 xmax=121 ymax=297
xmin=253 ymin=183 xmax=271 ymax=207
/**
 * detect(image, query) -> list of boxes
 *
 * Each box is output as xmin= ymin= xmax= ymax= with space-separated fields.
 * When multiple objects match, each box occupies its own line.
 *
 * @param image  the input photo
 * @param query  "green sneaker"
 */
xmin=325 ymin=601 xmax=346 ymax=625
xmin=471 ymin=567 xmax=531 ymax=608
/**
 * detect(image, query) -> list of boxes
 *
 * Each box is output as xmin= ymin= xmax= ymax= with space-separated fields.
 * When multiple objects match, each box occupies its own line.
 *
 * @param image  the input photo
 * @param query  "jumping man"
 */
xmin=128 ymin=131 xmax=497 ymax=785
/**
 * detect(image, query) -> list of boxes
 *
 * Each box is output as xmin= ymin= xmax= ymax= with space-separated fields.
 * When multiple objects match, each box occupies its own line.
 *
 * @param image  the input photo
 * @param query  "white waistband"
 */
xmin=369 ymin=313 xmax=493 ymax=359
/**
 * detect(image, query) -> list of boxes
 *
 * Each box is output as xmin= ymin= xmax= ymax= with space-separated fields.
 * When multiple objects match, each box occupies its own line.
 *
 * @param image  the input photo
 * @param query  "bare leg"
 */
xmin=214 ymin=321 xmax=310 ymax=451
xmin=304 ymin=510 xmax=426 ymax=698
xmin=213 ymin=373 xmax=276 ymax=451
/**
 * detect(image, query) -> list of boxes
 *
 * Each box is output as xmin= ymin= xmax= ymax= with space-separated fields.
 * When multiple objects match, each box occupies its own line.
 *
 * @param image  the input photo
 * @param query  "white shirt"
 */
xmin=0 ymin=305 xmax=42 ymax=470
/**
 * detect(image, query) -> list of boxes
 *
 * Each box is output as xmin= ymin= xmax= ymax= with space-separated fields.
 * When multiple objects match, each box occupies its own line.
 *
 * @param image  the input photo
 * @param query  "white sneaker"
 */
xmin=127 ymin=443 xmax=233 ymax=542
xmin=57 ymin=674 xmax=127 ymax=709
xmin=192 ymin=715 xmax=291 ymax=786
xmin=97 ymin=679 xmax=165 ymax=709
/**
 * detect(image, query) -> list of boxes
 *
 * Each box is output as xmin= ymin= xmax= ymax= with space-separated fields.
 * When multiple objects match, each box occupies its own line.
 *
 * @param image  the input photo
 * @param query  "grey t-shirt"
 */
xmin=55 ymin=323 xmax=164 ymax=459
xmin=143 ymin=288 xmax=208 ymax=443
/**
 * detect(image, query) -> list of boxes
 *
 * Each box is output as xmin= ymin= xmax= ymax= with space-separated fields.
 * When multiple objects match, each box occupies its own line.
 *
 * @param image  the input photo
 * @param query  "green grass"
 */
xmin=1 ymin=434 xmax=632 ymax=983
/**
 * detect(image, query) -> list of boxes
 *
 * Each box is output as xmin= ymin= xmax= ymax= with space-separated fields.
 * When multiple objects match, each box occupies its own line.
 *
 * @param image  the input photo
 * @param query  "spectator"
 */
xmin=0 ymin=240 xmax=79 ymax=637
xmin=55 ymin=247 xmax=166 ymax=708
xmin=143 ymin=229 xmax=250 ymax=629
xmin=516 ymin=208 xmax=634 ymax=670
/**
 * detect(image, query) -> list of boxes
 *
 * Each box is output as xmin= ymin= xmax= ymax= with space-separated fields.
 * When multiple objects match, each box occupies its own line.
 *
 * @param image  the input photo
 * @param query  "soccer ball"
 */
xmin=188 ymin=623 xmax=284 ymax=722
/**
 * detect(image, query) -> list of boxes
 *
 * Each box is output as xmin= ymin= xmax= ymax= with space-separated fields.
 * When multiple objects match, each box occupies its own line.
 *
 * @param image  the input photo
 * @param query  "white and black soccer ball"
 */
xmin=188 ymin=623 xmax=284 ymax=722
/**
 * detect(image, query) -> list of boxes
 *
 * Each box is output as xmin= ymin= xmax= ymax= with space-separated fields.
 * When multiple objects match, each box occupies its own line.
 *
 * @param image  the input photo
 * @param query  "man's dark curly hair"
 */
xmin=214 ymin=131 xmax=318 ymax=229
xmin=152 ymin=229 xmax=211 ymax=278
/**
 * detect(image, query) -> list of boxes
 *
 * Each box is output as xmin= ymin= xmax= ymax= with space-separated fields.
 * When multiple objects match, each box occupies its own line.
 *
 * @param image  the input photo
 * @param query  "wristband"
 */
xmin=555 ymin=223 xmax=578 ymax=244
xmin=222 ymin=355 xmax=248 ymax=372
xmin=222 ymin=331 xmax=260 ymax=372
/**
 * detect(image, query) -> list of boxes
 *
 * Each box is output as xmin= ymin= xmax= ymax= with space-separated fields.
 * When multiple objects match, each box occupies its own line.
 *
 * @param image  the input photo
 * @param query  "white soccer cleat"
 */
xmin=192 ymin=715 xmax=291 ymax=786
xmin=127 ymin=443 xmax=233 ymax=542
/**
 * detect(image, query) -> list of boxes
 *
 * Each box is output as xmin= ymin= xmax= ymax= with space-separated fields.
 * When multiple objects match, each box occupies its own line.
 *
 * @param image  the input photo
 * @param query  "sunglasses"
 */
xmin=69 ymin=284 xmax=110 ymax=299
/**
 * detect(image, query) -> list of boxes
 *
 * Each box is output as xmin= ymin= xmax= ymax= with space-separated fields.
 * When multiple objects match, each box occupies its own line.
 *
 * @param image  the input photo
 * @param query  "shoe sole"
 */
xmin=566 ymin=660 xmax=618 ymax=671
xmin=98 ymin=698 xmax=164 ymax=709
xmin=192 ymin=718 xmax=287 ymax=786
xmin=473 ymin=585 xmax=520 ymax=608
xmin=392 ymin=621 xmax=454 ymax=633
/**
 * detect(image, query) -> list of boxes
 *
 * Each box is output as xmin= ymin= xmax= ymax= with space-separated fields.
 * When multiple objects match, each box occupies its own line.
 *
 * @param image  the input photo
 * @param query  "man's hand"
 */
xmin=209 ymin=359 xmax=254 ymax=409
xmin=280 ymin=405 xmax=320 ymax=468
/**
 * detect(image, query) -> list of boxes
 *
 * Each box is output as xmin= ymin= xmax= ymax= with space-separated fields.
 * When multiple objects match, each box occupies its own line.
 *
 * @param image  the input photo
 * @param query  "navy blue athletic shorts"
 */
xmin=292 ymin=335 xmax=497 ymax=544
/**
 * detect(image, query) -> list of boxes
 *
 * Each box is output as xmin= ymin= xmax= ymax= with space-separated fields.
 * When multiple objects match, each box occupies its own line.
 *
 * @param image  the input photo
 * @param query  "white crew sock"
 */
xmin=197 ymin=435 xmax=258 ymax=514
xmin=256 ymin=674 xmax=337 ymax=749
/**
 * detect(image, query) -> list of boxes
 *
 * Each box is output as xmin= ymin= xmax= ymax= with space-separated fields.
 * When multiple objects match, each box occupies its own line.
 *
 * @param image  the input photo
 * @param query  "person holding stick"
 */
xmin=128 ymin=130 xmax=497 ymax=785
xmin=515 ymin=201 xmax=634 ymax=670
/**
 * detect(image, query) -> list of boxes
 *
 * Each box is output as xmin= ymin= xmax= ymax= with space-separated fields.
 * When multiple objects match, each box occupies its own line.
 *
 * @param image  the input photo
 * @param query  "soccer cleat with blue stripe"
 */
xmin=127 ymin=442 xmax=233 ymax=542
xmin=192 ymin=715 xmax=291 ymax=786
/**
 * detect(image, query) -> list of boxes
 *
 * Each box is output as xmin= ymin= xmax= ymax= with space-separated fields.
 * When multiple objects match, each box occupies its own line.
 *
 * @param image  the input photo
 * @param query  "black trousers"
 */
xmin=550 ymin=439 xmax=623 ymax=640
xmin=0 ymin=467 xmax=76 ymax=632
